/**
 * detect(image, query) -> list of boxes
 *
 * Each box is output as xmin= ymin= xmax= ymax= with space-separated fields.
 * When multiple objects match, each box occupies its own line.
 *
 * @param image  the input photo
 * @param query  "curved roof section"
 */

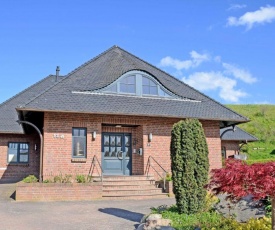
xmin=220 ymin=126 xmax=258 ymax=142
xmin=16 ymin=46 xmax=249 ymax=127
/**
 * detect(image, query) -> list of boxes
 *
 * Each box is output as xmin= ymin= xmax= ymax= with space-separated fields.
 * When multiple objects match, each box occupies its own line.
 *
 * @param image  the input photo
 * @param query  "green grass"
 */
xmin=226 ymin=104 xmax=275 ymax=162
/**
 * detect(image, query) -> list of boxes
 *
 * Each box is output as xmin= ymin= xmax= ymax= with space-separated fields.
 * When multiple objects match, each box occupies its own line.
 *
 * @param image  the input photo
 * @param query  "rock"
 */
xmin=137 ymin=213 xmax=174 ymax=230
xmin=136 ymin=223 xmax=175 ymax=230
xmin=146 ymin=214 xmax=162 ymax=221
xmin=157 ymin=218 xmax=171 ymax=226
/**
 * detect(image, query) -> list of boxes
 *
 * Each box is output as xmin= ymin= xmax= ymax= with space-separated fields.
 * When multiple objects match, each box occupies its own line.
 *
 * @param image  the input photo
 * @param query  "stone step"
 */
xmin=103 ymin=188 xmax=163 ymax=196
xmin=103 ymin=184 xmax=157 ymax=190
xmin=102 ymin=193 xmax=169 ymax=200
xmin=103 ymin=180 xmax=155 ymax=186
xmin=102 ymin=175 xmax=154 ymax=181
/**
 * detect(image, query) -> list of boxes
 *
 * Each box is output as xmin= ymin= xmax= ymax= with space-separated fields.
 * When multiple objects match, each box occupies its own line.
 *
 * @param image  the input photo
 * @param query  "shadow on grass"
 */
xmin=269 ymin=149 xmax=275 ymax=155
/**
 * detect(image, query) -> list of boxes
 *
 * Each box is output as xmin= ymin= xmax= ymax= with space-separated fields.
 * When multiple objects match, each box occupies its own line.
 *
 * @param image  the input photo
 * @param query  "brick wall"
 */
xmin=43 ymin=112 xmax=222 ymax=180
xmin=16 ymin=182 xmax=102 ymax=201
xmin=0 ymin=134 xmax=40 ymax=182
xmin=221 ymin=140 xmax=240 ymax=158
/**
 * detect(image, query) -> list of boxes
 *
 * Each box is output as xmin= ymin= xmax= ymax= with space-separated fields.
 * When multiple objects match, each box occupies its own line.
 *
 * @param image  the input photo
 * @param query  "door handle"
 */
xmin=117 ymin=151 xmax=123 ymax=160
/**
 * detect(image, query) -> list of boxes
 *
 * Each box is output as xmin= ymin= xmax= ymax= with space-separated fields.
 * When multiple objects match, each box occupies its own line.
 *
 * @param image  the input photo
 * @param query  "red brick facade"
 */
xmin=221 ymin=140 xmax=240 ymax=158
xmin=0 ymin=134 xmax=40 ymax=181
xmin=0 ymin=111 xmax=223 ymax=181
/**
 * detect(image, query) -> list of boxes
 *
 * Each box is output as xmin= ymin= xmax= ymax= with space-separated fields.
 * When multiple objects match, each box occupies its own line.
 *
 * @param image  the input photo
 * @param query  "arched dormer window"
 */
xmin=100 ymin=70 xmax=178 ymax=98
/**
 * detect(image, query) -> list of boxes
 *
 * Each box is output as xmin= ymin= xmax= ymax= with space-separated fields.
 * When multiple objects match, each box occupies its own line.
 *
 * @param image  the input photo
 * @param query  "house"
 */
xmin=220 ymin=126 xmax=258 ymax=159
xmin=0 ymin=46 xmax=250 ymax=182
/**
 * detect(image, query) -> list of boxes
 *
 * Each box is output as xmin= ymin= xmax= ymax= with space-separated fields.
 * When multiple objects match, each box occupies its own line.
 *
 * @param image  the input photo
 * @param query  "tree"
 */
xmin=207 ymin=159 xmax=275 ymax=229
xmin=170 ymin=119 xmax=209 ymax=214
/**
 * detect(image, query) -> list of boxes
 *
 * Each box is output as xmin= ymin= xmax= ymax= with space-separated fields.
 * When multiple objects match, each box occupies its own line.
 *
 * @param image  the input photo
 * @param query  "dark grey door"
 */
xmin=102 ymin=133 xmax=131 ymax=175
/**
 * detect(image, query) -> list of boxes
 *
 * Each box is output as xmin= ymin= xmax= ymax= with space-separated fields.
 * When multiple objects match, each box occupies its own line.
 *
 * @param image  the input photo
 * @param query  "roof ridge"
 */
xmin=0 ymin=75 xmax=54 ymax=108
xmin=116 ymin=46 xmax=249 ymax=122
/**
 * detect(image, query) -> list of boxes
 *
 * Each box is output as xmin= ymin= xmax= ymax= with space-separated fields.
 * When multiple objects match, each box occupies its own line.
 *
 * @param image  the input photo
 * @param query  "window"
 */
xmin=72 ymin=128 xmax=87 ymax=158
xmin=8 ymin=142 xmax=29 ymax=163
xmin=119 ymin=75 xmax=136 ymax=94
xmin=142 ymin=77 xmax=157 ymax=95
xmin=101 ymin=71 xmax=177 ymax=98
xmin=221 ymin=146 xmax=226 ymax=159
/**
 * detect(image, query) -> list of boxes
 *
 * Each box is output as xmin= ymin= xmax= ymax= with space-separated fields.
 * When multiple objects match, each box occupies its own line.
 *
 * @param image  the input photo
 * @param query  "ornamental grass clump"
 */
xmin=170 ymin=119 xmax=209 ymax=214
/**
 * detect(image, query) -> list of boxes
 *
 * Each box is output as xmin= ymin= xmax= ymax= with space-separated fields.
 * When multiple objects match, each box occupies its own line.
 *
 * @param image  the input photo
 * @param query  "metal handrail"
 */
xmin=89 ymin=155 xmax=104 ymax=182
xmin=145 ymin=156 xmax=168 ymax=190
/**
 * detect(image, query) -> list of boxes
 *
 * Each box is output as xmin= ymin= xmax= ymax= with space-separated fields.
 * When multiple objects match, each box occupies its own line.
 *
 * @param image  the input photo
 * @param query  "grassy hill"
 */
xmin=227 ymin=104 xmax=275 ymax=163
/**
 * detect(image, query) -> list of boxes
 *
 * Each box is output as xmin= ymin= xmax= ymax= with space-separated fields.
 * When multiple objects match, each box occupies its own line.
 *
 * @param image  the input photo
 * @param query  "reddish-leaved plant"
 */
xmin=207 ymin=159 xmax=275 ymax=229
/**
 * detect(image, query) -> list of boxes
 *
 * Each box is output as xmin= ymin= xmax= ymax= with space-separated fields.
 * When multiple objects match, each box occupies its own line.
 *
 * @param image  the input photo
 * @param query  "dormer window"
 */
xmin=120 ymin=75 xmax=136 ymax=94
xmin=142 ymin=77 xmax=157 ymax=95
xmin=100 ymin=71 xmax=178 ymax=99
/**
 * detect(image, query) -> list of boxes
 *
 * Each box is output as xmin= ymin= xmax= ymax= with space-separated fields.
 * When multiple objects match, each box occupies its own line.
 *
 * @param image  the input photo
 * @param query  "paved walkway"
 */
xmin=0 ymin=183 xmax=175 ymax=230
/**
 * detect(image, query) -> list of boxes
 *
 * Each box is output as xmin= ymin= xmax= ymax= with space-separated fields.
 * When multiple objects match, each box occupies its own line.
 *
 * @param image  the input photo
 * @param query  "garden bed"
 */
xmin=16 ymin=182 xmax=103 ymax=201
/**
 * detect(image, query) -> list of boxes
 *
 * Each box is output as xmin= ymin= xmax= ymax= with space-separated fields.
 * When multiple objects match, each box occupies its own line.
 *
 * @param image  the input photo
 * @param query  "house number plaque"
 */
xmin=53 ymin=134 xmax=65 ymax=139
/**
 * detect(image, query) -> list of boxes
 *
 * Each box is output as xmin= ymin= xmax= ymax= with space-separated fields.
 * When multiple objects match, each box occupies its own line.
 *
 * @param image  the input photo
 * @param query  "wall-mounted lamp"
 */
xmin=92 ymin=131 xmax=97 ymax=140
xmin=148 ymin=133 xmax=153 ymax=142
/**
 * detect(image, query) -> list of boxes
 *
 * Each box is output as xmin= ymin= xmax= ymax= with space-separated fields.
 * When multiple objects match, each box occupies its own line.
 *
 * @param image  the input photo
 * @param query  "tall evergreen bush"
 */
xmin=170 ymin=119 xmax=209 ymax=214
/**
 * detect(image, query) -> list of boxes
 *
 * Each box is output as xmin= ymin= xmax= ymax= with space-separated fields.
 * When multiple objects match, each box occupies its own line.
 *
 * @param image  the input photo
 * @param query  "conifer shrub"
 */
xmin=170 ymin=119 xmax=209 ymax=214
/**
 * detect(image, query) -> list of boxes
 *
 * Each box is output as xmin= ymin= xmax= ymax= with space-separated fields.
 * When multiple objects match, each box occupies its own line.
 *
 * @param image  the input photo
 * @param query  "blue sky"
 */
xmin=0 ymin=1 xmax=274 ymax=104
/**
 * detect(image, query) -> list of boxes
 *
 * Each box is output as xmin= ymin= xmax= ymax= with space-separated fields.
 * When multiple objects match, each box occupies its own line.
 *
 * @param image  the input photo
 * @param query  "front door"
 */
xmin=102 ymin=133 xmax=132 ymax=175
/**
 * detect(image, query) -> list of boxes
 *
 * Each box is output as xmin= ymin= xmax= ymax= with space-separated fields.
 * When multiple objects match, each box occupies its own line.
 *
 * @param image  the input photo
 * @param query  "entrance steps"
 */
xmin=102 ymin=175 xmax=168 ymax=200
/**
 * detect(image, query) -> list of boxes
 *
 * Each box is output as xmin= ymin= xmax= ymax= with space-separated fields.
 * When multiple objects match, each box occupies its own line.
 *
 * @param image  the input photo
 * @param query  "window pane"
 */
xmin=104 ymin=147 xmax=110 ymax=157
xmin=127 ymin=75 xmax=135 ymax=84
xmin=120 ymin=83 xmax=128 ymax=92
xmin=159 ymin=88 xmax=165 ymax=96
xmin=20 ymin=153 xmax=28 ymax=162
xmin=110 ymin=136 xmax=115 ymax=146
xmin=116 ymin=136 xmax=121 ymax=146
xmin=125 ymin=136 xmax=130 ymax=146
xmin=110 ymin=147 xmax=116 ymax=157
xmin=125 ymin=147 xmax=129 ymax=157
xmin=150 ymin=86 xmax=158 ymax=95
xmin=72 ymin=129 xmax=78 ymax=136
xmin=73 ymin=137 xmax=85 ymax=157
xmin=106 ymin=84 xmax=117 ymax=92
xmin=142 ymin=85 xmax=150 ymax=94
xmin=142 ymin=77 xmax=150 ymax=86
xmin=104 ymin=135 xmax=109 ymax=145
xmin=8 ymin=144 xmax=17 ymax=163
xmin=79 ymin=129 xmax=85 ymax=136
xmin=127 ymin=84 xmax=136 ymax=93
xmin=149 ymin=80 xmax=156 ymax=87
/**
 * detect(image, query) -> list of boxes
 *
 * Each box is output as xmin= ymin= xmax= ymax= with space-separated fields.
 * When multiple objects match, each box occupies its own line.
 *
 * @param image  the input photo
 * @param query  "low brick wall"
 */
xmin=16 ymin=182 xmax=102 ymax=201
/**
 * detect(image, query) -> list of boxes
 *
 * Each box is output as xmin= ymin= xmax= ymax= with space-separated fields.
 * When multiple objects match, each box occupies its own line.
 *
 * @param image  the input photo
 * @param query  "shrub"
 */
xmin=53 ymin=174 xmax=72 ymax=183
xmin=170 ymin=119 xmax=209 ymax=214
xmin=76 ymin=174 xmax=86 ymax=183
xmin=22 ymin=175 xmax=38 ymax=183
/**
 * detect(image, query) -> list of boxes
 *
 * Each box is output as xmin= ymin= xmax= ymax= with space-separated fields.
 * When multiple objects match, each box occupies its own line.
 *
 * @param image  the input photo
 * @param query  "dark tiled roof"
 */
xmin=0 ymin=75 xmax=63 ymax=133
xmin=220 ymin=126 xmax=258 ymax=142
xmin=1 ymin=46 xmax=249 ymax=133
xmin=17 ymin=46 xmax=249 ymax=126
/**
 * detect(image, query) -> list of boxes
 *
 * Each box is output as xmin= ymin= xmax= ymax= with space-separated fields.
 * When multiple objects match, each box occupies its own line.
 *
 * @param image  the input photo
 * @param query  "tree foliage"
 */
xmin=207 ymin=159 xmax=275 ymax=200
xmin=170 ymin=119 xmax=209 ymax=214
xmin=207 ymin=159 xmax=275 ymax=230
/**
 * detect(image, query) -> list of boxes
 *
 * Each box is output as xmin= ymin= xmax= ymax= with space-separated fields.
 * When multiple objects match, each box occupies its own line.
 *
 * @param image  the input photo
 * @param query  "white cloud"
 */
xmin=227 ymin=5 xmax=275 ymax=29
xmin=222 ymin=63 xmax=257 ymax=83
xmin=228 ymin=4 xmax=247 ymax=11
xmin=182 ymin=72 xmax=247 ymax=102
xmin=159 ymin=51 xmax=210 ymax=70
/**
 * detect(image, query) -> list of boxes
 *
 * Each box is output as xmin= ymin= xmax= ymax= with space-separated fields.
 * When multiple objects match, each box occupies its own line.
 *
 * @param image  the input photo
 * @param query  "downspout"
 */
xmin=17 ymin=120 xmax=43 ymax=183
